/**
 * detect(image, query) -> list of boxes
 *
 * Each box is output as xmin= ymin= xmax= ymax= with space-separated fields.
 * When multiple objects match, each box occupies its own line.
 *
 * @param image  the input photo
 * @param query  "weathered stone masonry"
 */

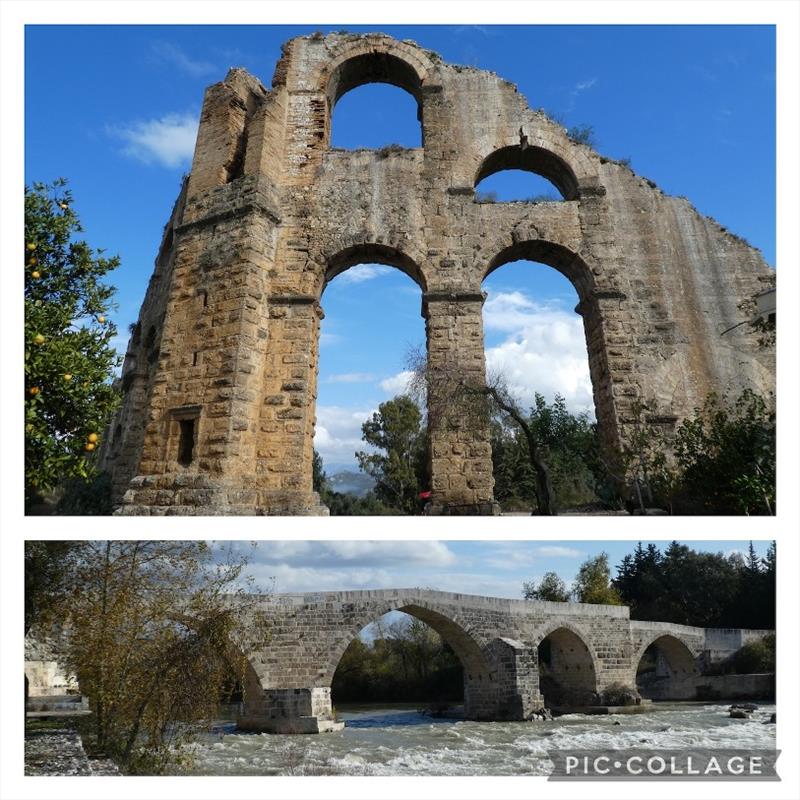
xmin=227 ymin=588 xmax=771 ymax=733
xmin=102 ymin=33 xmax=775 ymax=515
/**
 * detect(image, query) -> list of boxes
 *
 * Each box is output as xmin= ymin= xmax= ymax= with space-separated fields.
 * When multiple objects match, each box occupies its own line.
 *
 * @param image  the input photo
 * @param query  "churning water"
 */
xmin=178 ymin=702 xmax=777 ymax=776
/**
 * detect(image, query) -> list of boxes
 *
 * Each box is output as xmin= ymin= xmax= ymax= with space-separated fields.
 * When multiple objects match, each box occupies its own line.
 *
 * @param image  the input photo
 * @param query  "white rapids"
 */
xmin=176 ymin=702 xmax=777 ymax=776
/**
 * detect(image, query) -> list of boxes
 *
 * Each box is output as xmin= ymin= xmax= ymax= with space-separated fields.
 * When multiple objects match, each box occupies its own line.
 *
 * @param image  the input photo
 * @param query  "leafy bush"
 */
xmin=730 ymin=634 xmax=775 ymax=674
xmin=599 ymin=682 xmax=641 ymax=706
xmin=57 ymin=472 xmax=115 ymax=515
xmin=670 ymin=390 xmax=775 ymax=514
xmin=567 ymin=124 xmax=596 ymax=147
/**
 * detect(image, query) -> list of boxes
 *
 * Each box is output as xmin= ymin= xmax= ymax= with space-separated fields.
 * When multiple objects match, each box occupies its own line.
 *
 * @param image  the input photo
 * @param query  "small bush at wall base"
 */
xmin=57 ymin=472 xmax=115 ymax=515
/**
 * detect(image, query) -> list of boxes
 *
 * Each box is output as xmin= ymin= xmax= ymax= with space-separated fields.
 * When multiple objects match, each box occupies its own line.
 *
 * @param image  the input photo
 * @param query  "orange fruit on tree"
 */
xmin=87 ymin=433 xmax=98 ymax=443
xmin=33 ymin=334 xmax=45 ymax=345
xmin=63 ymin=373 xmax=73 ymax=381
xmin=98 ymin=315 xmax=106 ymax=323
xmin=27 ymin=242 xmax=36 ymax=251
xmin=29 ymin=386 xmax=40 ymax=395
xmin=31 ymin=271 xmax=41 ymax=279
xmin=84 ymin=442 xmax=96 ymax=452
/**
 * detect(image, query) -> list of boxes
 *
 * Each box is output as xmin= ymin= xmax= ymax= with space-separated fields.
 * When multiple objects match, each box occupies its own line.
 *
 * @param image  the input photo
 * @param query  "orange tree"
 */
xmin=25 ymin=179 xmax=121 ymax=506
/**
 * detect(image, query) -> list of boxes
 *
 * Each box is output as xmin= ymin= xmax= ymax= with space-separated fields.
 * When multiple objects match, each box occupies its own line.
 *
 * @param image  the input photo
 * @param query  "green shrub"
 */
xmin=730 ymin=634 xmax=775 ymax=674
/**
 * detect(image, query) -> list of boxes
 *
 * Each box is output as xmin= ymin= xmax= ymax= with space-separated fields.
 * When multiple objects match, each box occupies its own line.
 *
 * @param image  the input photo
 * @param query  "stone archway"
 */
xmin=474 ymin=145 xmax=581 ymax=201
xmin=635 ymin=634 xmax=699 ymax=700
xmin=481 ymin=239 xmax=621 ymax=460
xmin=321 ymin=601 xmax=496 ymax=721
xmin=534 ymin=623 xmax=600 ymax=707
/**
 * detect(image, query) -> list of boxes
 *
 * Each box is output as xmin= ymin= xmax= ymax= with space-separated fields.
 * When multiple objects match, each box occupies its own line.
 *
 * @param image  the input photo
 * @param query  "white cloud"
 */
xmin=150 ymin=40 xmax=217 ymax=77
xmin=333 ymin=264 xmax=393 ymax=285
xmin=235 ymin=541 xmax=458 ymax=594
xmin=724 ymin=548 xmax=747 ymax=560
xmin=319 ymin=332 xmax=342 ymax=347
xmin=250 ymin=541 xmax=456 ymax=568
xmin=379 ymin=370 xmax=414 ymax=396
xmin=478 ymin=542 xmax=584 ymax=571
xmin=534 ymin=546 xmax=585 ymax=559
xmin=314 ymin=405 xmax=374 ymax=466
xmin=108 ymin=112 xmax=198 ymax=168
xmin=325 ymin=372 xmax=375 ymax=384
xmin=254 ymin=564 xmax=397 ymax=595
xmin=483 ymin=290 xmax=594 ymax=416
xmin=574 ymin=77 xmax=598 ymax=92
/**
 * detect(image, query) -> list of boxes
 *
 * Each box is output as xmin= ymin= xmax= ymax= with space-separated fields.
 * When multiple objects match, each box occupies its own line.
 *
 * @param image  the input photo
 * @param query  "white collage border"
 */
xmin=1 ymin=2 xmax=798 ymax=799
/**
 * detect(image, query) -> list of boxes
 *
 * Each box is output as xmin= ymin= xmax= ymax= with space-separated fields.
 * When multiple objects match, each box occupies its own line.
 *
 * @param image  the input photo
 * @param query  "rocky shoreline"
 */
xmin=25 ymin=719 xmax=120 ymax=776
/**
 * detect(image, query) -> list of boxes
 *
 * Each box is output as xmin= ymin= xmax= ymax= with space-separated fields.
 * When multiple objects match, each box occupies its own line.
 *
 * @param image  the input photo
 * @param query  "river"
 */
xmin=177 ymin=701 xmax=776 ymax=776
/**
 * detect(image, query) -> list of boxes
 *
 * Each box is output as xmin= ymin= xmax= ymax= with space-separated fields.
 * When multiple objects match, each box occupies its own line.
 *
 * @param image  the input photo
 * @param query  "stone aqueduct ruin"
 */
xmin=101 ymin=33 xmax=775 ymax=515
xmin=227 ymin=589 xmax=771 ymax=733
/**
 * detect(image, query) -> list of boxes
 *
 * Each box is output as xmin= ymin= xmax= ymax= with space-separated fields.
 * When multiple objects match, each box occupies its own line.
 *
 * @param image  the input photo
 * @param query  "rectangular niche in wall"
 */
xmin=170 ymin=405 xmax=202 ymax=468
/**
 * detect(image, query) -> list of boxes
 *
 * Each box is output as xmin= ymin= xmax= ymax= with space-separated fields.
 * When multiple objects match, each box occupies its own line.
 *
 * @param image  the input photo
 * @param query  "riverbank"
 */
xmin=24 ymin=718 xmax=120 ymax=776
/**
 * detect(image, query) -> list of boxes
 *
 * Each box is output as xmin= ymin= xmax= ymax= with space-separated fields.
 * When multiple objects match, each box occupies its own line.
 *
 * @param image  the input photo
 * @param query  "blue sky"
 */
xmin=225 ymin=539 xmax=774 ymax=602
xmin=25 ymin=25 xmax=776 ymax=470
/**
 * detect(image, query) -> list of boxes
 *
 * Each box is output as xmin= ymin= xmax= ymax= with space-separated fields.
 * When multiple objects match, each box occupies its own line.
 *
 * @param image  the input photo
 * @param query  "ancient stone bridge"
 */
xmin=103 ymin=32 xmax=774 ymax=515
xmin=231 ymin=588 xmax=771 ymax=733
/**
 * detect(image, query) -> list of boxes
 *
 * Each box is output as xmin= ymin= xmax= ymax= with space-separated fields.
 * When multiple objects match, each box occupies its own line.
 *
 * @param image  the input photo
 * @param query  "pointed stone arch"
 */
xmin=321 ymin=242 xmax=428 ymax=295
xmin=482 ymin=238 xmax=623 ymax=458
xmin=634 ymin=632 xmax=701 ymax=701
xmin=317 ymin=595 xmax=510 ymax=721
xmin=634 ymin=632 xmax=700 ymax=677
xmin=317 ymin=36 xmax=435 ymax=108
xmin=533 ymin=620 xmax=600 ymax=704
xmin=474 ymin=145 xmax=581 ymax=201
xmin=468 ymin=119 xmax=602 ymax=201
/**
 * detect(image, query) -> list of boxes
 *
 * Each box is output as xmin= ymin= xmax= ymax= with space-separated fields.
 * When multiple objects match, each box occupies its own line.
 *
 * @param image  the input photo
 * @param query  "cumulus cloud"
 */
xmin=483 ymin=290 xmax=594 ymax=416
xmin=479 ymin=542 xmax=583 ymax=570
xmin=229 ymin=541 xmax=457 ymax=594
xmin=333 ymin=264 xmax=393 ymax=285
xmin=150 ymin=40 xmax=217 ymax=77
xmin=313 ymin=405 xmax=375 ymax=466
xmin=379 ymin=370 xmax=414 ymax=396
xmin=249 ymin=540 xmax=456 ymax=568
xmin=252 ymin=564 xmax=398 ymax=595
xmin=534 ymin=545 xmax=585 ymax=558
xmin=325 ymin=372 xmax=375 ymax=384
xmin=108 ymin=112 xmax=198 ymax=168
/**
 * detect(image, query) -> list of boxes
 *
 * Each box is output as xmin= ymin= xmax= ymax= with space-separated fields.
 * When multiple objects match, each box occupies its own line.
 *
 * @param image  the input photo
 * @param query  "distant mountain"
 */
xmin=327 ymin=470 xmax=375 ymax=498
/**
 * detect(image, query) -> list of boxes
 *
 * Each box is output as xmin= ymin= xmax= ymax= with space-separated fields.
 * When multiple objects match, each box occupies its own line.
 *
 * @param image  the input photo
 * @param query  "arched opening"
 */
xmin=328 ymin=53 xmax=423 ymax=150
xmin=475 ymin=168 xmax=565 ymax=204
xmin=327 ymin=604 xmax=492 ymax=724
xmin=314 ymin=246 xmax=426 ymax=513
xmin=482 ymin=248 xmax=598 ymax=512
xmin=636 ymin=635 xmax=698 ymax=700
xmin=537 ymin=627 xmax=597 ymax=707
xmin=475 ymin=146 xmax=580 ymax=201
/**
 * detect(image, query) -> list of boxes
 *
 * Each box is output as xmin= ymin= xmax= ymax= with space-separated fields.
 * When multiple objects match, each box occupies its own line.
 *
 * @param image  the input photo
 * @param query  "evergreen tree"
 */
xmin=356 ymin=395 xmax=428 ymax=514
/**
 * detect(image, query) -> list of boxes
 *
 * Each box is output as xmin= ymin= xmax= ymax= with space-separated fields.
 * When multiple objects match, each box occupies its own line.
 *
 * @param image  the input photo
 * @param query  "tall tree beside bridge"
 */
xmin=42 ymin=541 xmax=270 ymax=774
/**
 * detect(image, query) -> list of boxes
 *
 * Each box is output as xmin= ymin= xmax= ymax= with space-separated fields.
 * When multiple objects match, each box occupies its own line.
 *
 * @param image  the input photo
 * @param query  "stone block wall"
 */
xmin=233 ymin=589 xmax=770 ymax=731
xmin=103 ymin=32 xmax=774 ymax=515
